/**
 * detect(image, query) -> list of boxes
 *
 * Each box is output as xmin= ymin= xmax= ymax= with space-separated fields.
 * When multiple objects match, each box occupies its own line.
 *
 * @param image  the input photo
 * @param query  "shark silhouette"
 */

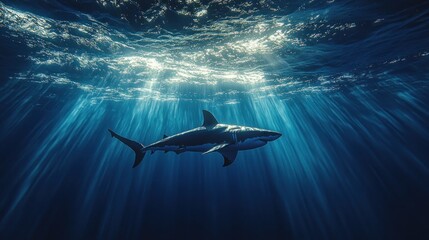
xmin=109 ymin=110 xmax=281 ymax=167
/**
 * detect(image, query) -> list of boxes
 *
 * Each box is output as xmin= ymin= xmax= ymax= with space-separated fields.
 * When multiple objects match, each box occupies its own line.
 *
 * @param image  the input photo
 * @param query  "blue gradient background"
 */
xmin=1 ymin=0 xmax=429 ymax=239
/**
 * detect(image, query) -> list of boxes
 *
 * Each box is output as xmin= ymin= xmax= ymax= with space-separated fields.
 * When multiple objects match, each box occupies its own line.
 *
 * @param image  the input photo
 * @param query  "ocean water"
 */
xmin=0 ymin=0 xmax=428 ymax=239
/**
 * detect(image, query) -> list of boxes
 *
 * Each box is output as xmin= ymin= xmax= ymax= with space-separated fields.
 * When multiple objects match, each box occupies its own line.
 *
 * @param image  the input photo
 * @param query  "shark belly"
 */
xmin=148 ymin=143 xmax=217 ymax=153
xmin=182 ymin=143 xmax=217 ymax=152
xmin=238 ymin=138 xmax=267 ymax=150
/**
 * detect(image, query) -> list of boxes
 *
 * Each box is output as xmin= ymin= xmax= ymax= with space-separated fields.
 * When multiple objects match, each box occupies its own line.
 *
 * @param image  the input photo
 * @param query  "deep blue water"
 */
xmin=1 ymin=0 xmax=429 ymax=239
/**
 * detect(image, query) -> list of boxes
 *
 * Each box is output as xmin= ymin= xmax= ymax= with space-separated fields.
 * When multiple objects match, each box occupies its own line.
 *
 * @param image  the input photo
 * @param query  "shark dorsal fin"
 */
xmin=202 ymin=110 xmax=218 ymax=127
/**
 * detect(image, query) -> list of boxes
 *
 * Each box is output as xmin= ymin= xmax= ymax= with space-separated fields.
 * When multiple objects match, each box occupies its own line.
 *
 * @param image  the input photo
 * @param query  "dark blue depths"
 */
xmin=0 ymin=0 xmax=429 ymax=239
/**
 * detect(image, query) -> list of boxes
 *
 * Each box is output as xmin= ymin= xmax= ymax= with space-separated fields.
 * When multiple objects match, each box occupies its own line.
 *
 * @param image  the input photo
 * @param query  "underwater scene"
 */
xmin=0 ymin=0 xmax=428 ymax=239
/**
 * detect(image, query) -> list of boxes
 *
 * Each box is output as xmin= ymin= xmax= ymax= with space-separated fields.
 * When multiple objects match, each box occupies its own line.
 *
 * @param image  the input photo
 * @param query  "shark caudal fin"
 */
xmin=108 ymin=129 xmax=146 ymax=168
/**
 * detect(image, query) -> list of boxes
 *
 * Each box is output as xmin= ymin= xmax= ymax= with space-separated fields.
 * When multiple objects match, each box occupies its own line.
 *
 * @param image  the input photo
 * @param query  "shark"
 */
xmin=108 ymin=110 xmax=281 ymax=167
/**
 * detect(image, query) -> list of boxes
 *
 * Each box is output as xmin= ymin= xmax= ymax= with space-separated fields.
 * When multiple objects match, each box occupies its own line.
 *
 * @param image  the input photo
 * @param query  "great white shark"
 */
xmin=108 ymin=110 xmax=281 ymax=167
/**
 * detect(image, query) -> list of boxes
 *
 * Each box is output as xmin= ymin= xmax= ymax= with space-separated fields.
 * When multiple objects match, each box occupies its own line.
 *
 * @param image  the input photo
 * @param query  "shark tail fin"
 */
xmin=108 ymin=129 xmax=146 ymax=168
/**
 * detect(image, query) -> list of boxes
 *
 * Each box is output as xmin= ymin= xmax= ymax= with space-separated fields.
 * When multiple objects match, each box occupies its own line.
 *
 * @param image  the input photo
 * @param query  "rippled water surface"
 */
xmin=1 ymin=0 xmax=429 ymax=239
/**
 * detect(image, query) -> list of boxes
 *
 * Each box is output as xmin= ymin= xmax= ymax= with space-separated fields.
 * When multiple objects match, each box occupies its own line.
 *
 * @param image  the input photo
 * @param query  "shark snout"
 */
xmin=261 ymin=130 xmax=282 ymax=141
xmin=271 ymin=131 xmax=282 ymax=140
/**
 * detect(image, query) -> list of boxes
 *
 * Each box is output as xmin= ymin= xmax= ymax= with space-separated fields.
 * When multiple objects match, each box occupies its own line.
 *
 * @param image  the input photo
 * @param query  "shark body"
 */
xmin=109 ymin=110 xmax=281 ymax=167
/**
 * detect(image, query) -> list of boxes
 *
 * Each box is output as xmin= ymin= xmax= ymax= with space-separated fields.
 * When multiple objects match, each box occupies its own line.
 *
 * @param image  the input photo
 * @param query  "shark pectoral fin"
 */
xmin=220 ymin=149 xmax=238 ymax=167
xmin=203 ymin=143 xmax=230 ymax=155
